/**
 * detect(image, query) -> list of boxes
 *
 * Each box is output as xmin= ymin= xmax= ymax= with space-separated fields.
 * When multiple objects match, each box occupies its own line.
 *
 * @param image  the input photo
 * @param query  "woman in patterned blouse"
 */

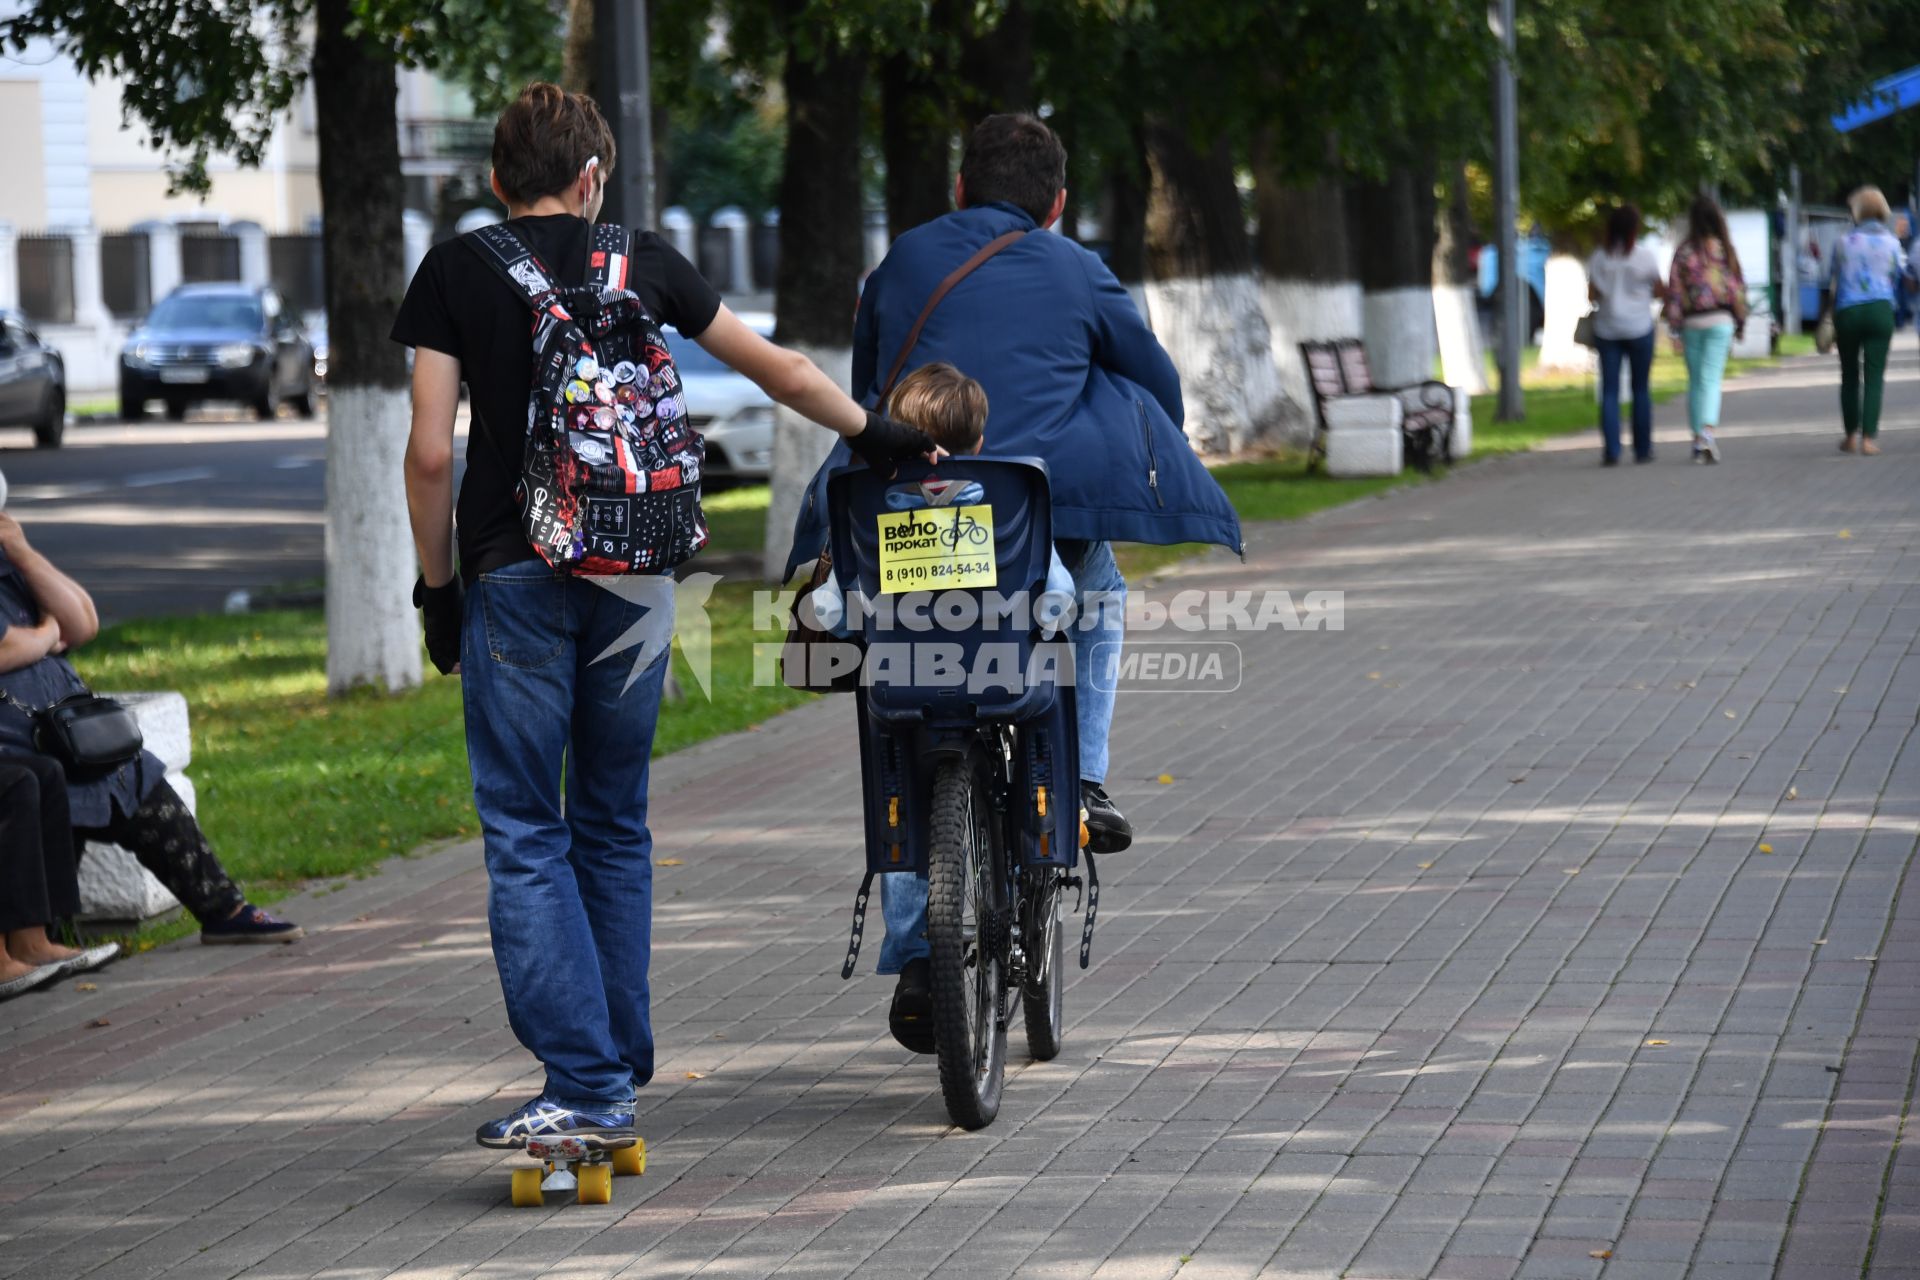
xmin=1663 ymin=195 xmax=1748 ymax=464
xmin=1825 ymin=186 xmax=1915 ymax=455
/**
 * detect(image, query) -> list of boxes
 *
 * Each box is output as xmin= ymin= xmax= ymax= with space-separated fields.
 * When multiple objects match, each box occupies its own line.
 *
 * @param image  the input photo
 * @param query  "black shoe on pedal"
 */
xmin=1082 ymin=783 xmax=1133 ymax=853
xmin=889 ymin=956 xmax=935 ymax=1054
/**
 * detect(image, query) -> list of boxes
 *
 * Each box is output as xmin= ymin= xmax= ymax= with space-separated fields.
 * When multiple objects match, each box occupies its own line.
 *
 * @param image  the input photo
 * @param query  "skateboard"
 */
xmin=509 ymin=1133 xmax=645 ymax=1207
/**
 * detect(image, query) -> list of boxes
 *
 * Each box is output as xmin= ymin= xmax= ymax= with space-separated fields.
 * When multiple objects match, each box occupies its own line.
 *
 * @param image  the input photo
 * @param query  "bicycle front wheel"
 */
xmin=927 ymin=752 xmax=1008 ymax=1129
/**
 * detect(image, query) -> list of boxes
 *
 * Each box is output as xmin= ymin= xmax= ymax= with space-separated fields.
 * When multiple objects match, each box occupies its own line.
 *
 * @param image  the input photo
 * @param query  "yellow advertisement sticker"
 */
xmin=876 ymin=504 xmax=997 ymax=594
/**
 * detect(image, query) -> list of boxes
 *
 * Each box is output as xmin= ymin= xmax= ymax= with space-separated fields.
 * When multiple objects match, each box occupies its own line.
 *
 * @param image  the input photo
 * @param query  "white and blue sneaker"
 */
xmin=475 ymin=1096 xmax=636 ymax=1150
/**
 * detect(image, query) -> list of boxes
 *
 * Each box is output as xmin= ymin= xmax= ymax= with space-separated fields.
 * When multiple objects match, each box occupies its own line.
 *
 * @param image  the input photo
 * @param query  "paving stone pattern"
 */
xmin=3 ymin=355 xmax=1919 ymax=1279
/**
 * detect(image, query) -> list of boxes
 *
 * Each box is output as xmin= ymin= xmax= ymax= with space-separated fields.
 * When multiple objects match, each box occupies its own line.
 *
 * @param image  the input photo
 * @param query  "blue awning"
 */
xmin=1833 ymin=65 xmax=1920 ymax=133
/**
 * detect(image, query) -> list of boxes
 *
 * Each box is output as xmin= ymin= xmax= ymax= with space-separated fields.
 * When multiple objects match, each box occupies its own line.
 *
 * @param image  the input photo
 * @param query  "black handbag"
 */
xmin=0 ymin=689 xmax=144 ymax=777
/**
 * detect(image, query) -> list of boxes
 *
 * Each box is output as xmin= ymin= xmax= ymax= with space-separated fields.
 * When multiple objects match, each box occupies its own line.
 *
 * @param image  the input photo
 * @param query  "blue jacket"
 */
xmin=782 ymin=202 xmax=1243 ymax=578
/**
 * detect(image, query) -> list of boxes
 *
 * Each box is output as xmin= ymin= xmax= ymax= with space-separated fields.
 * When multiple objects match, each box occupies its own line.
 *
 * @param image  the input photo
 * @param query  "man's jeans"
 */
xmin=877 ymin=539 xmax=1125 ymax=975
xmin=462 ymin=560 xmax=672 ymax=1109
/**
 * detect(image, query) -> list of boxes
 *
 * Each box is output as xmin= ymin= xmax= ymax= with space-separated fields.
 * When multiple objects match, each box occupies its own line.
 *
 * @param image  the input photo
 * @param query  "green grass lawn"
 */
xmin=72 ymin=342 xmax=1793 ymax=938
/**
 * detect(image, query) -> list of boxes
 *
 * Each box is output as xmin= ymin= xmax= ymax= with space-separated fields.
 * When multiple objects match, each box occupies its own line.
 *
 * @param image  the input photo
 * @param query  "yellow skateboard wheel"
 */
xmin=577 ymin=1163 xmax=613 ymax=1205
xmin=613 ymin=1139 xmax=646 ymax=1177
xmin=510 ymin=1167 xmax=544 ymax=1207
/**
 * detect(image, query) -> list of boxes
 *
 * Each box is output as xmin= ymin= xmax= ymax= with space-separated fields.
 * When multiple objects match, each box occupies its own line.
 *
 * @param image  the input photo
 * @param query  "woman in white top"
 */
xmin=1586 ymin=204 xmax=1666 ymax=465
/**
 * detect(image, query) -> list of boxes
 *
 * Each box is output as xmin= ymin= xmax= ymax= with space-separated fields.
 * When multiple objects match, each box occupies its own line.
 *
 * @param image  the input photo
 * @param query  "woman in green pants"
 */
xmin=1826 ymin=186 xmax=1914 ymax=455
xmin=1663 ymin=195 xmax=1748 ymax=464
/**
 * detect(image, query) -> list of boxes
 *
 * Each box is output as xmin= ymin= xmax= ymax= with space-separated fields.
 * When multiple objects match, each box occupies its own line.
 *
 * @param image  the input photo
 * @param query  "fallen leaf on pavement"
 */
xmin=1367 ymin=672 xmax=1382 ymax=680
xmin=1838 ymin=529 xmax=1852 ymax=539
xmin=75 ymin=982 xmax=97 ymax=992
xmin=1563 ymin=868 xmax=1580 ymax=875
xmin=1157 ymin=774 xmax=1174 ymax=784
xmin=1758 ymin=843 xmax=1774 ymax=854
xmin=1724 ymin=709 xmax=1737 ymax=719
xmin=1417 ymin=862 xmax=1433 ymax=870
xmin=684 ymin=1072 xmax=705 ymax=1080
xmin=87 ymin=1018 xmax=109 ymax=1028
xmin=1786 ymin=786 xmax=1799 ymax=800
xmin=1645 ymin=1039 xmax=1669 ymax=1046
xmin=1590 ymin=1251 xmax=1613 ymax=1260
xmin=657 ymin=858 xmax=683 ymax=866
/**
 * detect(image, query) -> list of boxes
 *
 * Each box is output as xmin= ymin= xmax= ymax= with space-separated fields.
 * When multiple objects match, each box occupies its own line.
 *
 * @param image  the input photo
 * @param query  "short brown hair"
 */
xmin=960 ymin=114 xmax=1067 ymax=224
xmin=492 ymin=82 xmax=616 ymax=206
xmin=888 ymin=363 xmax=988 ymax=453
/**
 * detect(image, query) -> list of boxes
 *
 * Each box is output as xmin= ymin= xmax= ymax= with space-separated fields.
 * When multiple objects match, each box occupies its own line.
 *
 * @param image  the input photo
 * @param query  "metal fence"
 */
xmin=101 ymin=231 xmax=152 ymax=318
xmin=180 ymin=229 xmax=240 ymax=283
xmin=16 ymin=234 xmax=74 ymax=325
xmin=270 ymin=233 xmax=325 ymax=314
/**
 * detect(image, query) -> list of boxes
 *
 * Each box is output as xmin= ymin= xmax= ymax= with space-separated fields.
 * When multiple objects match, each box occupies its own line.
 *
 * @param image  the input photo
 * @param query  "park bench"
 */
xmin=75 ymin=691 xmax=192 ymax=921
xmin=1301 ymin=339 xmax=1461 ymax=475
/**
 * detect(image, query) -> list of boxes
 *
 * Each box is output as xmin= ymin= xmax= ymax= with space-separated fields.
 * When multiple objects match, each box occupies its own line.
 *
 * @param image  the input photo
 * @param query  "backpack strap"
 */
xmin=461 ymin=221 xmax=562 ymax=310
xmin=586 ymin=222 xmax=632 ymax=291
xmin=877 ymin=228 xmax=1028 ymax=405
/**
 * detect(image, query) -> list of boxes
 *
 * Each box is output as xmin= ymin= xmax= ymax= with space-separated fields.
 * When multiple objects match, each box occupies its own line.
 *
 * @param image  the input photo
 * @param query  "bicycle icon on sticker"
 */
xmin=939 ymin=512 xmax=990 ymax=549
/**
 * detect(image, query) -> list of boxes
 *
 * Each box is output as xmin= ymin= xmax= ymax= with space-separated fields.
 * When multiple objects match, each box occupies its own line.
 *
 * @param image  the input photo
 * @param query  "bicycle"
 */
xmin=938 ymin=511 xmax=991 ymax=549
xmin=828 ymin=457 xmax=1099 ymax=1129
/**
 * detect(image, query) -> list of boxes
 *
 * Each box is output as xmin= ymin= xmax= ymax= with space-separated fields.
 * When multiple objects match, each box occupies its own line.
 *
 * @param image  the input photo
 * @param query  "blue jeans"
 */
xmin=462 ymin=559 xmax=673 ymax=1109
xmin=878 ymin=539 xmax=1125 ymax=974
xmin=1596 ymin=331 xmax=1654 ymax=461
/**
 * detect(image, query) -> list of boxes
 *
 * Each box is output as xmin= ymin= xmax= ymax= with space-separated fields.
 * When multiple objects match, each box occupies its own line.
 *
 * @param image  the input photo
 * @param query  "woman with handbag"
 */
xmin=1585 ymin=204 xmax=1665 ymax=465
xmin=0 ymin=509 xmax=300 ymax=943
xmin=1825 ymin=186 xmax=1914 ymax=455
xmin=1663 ymin=194 xmax=1748 ymax=464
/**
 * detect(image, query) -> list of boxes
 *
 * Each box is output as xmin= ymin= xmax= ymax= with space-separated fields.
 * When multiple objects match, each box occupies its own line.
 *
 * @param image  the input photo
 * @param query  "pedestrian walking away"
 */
xmin=393 ymin=82 xmax=937 ymax=1158
xmin=1664 ymin=193 xmax=1748 ymax=464
xmin=1585 ymin=203 xmax=1665 ymax=465
xmin=1826 ymin=185 xmax=1916 ymax=456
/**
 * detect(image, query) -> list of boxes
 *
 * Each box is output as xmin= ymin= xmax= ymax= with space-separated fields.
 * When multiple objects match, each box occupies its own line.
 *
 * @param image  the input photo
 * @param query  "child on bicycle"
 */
xmin=847 ymin=361 xmax=1081 ymax=1054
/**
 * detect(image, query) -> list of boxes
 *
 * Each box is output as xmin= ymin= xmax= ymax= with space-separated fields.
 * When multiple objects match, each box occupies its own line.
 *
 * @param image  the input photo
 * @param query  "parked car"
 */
xmin=670 ymin=311 xmax=774 ymax=485
xmin=120 ymin=283 xmax=317 ymax=422
xmin=0 ymin=309 xmax=67 ymax=448
xmin=308 ymin=315 xmax=328 ymax=391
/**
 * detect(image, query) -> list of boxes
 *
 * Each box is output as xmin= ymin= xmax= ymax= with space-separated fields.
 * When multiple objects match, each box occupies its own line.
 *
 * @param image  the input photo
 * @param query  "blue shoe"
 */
xmin=475 ymin=1096 xmax=636 ymax=1150
xmin=201 ymin=904 xmax=303 ymax=945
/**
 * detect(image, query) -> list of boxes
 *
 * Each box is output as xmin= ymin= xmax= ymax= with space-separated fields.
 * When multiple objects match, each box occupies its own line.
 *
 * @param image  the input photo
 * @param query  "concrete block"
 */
xmin=1325 ymin=395 xmax=1405 ymax=476
xmin=1451 ymin=386 xmax=1474 ymax=459
xmin=111 ymin=690 xmax=191 ymax=771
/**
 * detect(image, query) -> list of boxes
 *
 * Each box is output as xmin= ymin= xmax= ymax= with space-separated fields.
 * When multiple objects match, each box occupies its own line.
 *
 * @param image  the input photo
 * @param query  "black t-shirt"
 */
xmin=390 ymin=214 xmax=723 ymax=583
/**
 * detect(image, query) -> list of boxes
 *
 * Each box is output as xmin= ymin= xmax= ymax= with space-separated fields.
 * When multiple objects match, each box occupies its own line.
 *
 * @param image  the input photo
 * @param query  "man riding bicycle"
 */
xmin=785 ymin=113 xmax=1240 ymax=1054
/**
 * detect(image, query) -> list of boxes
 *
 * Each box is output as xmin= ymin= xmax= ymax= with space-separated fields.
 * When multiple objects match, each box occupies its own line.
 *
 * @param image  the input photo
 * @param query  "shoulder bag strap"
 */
xmin=587 ymin=222 xmax=631 ymax=291
xmin=877 ymin=229 xmax=1028 ymax=405
xmin=461 ymin=221 xmax=561 ymax=310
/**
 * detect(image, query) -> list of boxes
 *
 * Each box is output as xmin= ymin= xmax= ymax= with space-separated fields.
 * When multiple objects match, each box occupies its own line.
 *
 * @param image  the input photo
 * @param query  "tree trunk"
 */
xmin=1105 ymin=125 xmax=1148 ymax=286
xmin=562 ymin=0 xmax=595 ymax=94
xmin=313 ymin=0 xmax=420 ymax=695
xmin=1252 ymin=135 xmax=1360 ymax=439
xmin=763 ymin=5 xmax=866 ymax=580
xmin=959 ymin=0 xmax=1033 ymax=115
xmin=1143 ymin=117 xmax=1293 ymax=456
xmin=881 ymin=2 xmax=955 ymax=244
xmin=1432 ymin=162 xmax=1489 ymax=393
xmin=1348 ymin=162 xmax=1438 ymax=389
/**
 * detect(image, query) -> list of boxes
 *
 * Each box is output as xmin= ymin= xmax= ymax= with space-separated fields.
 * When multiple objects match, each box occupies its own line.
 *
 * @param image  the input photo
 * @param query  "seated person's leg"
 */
xmin=0 ymin=755 xmax=117 ymax=984
xmin=880 ymin=872 xmax=934 ymax=1053
xmin=0 ymin=761 xmax=57 ymax=988
xmin=1060 ymin=540 xmax=1131 ymax=852
xmin=75 ymin=781 xmax=301 ymax=943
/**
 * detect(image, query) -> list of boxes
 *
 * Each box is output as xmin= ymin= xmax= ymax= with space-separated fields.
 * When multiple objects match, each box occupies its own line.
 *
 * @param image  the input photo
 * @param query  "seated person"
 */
xmin=0 ymin=751 xmax=120 ymax=1000
xmin=831 ymin=361 xmax=1109 ymax=1054
xmin=0 ymin=510 xmax=300 ymax=944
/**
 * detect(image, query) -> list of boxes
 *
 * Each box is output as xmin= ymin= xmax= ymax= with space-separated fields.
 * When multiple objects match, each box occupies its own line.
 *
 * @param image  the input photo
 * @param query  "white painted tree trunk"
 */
xmin=763 ymin=344 xmax=852 ymax=582
xmin=1362 ymin=286 xmax=1439 ymax=388
xmin=1537 ymin=253 xmax=1595 ymax=374
xmin=1143 ymin=271 xmax=1297 ymax=456
xmin=1432 ymin=283 xmax=1490 ymax=394
xmin=325 ymin=384 xmax=423 ymax=694
xmin=1260 ymin=278 xmax=1362 ymax=446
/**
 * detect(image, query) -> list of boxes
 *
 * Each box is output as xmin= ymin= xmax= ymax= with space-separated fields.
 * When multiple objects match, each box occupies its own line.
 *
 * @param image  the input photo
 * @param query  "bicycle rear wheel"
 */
xmin=927 ymin=752 xmax=1008 ymax=1129
xmin=1021 ymin=871 xmax=1065 ymax=1060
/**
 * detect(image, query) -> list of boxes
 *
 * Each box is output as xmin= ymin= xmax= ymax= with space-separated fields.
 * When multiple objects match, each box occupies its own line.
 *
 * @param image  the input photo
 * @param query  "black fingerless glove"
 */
xmin=847 ymin=410 xmax=937 ymax=476
xmin=413 ymin=575 xmax=464 ymax=675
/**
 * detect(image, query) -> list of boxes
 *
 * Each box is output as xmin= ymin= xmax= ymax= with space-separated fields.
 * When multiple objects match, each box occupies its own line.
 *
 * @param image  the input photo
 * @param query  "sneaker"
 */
xmin=1703 ymin=435 xmax=1721 ymax=464
xmin=1601 ymin=454 xmax=1620 ymax=468
xmin=201 ymin=904 xmax=303 ymax=945
xmin=888 ymin=956 xmax=935 ymax=1054
xmin=476 ymin=1096 xmax=636 ymax=1150
xmin=1692 ymin=443 xmax=1707 ymax=464
xmin=1082 ymin=783 xmax=1133 ymax=854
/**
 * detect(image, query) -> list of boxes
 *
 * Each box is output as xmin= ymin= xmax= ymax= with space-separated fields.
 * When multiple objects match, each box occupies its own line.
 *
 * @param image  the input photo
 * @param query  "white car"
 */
xmin=670 ymin=311 xmax=774 ymax=485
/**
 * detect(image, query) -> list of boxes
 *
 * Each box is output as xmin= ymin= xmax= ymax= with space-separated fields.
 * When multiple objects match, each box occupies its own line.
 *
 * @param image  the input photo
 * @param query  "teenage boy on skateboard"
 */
xmin=393 ymin=83 xmax=935 ymax=1148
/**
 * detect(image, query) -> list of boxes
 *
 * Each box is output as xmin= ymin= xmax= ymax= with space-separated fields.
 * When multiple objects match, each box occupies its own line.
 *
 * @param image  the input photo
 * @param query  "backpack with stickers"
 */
xmin=462 ymin=221 xmax=708 ymax=575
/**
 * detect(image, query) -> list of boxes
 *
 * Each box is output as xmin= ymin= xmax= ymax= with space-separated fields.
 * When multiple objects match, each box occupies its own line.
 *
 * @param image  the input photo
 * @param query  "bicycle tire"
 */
xmin=1021 ymin=872 xmax=1065 ymax=1060
xmin=927 ymin=753 xmax=1007 ymax=1129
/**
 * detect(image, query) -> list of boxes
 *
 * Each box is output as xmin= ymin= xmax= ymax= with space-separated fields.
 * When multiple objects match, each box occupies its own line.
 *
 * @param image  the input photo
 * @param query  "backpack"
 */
xmin=462 ymin=221 xmax=708 ymax=575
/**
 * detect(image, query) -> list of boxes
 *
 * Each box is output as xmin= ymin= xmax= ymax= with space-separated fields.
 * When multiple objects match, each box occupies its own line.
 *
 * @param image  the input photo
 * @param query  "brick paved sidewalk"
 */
xmin=3 ymin=352 xmax=1919 ymax=1280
